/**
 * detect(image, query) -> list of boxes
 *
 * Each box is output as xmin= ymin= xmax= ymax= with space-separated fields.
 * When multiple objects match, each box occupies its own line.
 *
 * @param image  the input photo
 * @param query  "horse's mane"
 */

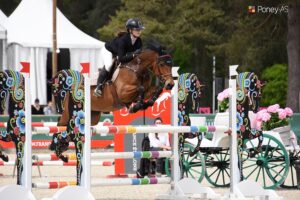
xmin=146 ymin=39 xmax=167 ymax=56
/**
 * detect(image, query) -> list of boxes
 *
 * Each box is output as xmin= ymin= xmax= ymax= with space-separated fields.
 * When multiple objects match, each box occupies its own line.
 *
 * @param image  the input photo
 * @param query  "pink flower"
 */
xmin=261 ymin=112 xmax=271 ymax=122
xmin=223 ymin=88 xmax=230 ymax=98
xmin=277 ymin=108 xmax=287 ymax=120
xmin=217 ymin=92 xmax=225 ymax=101
xmin=256 ymin=109 xmax=267 ymax=121
xmin=284 ymin=107 xmax=293 ymax=117
xmin=267 ymin=104 xmax=280 ymax=113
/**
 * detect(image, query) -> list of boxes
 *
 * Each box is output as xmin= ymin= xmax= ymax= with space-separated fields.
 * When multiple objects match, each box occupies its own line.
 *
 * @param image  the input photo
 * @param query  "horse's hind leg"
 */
xmin=91 ymin=111 xmax=101 ymax=126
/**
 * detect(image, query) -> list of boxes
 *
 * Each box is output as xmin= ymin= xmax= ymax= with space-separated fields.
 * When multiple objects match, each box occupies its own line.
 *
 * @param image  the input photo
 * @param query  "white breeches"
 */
xmin=100 ymin=45 xmax=114 ymax=71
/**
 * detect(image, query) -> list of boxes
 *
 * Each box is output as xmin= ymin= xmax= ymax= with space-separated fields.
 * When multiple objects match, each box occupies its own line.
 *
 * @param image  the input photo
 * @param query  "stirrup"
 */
xmin=93 ymin=87 xmax=103 ymax=97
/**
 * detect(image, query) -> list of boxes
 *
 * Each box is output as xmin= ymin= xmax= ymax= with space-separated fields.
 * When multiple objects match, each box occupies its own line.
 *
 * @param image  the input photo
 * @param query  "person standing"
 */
xmin=148 ymin=117 xmax=171 ymax=176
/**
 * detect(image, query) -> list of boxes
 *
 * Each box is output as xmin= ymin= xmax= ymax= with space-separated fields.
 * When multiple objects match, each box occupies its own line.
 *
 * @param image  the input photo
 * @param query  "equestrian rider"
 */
xmin=94 ymin=18 xmax=145 ymax=96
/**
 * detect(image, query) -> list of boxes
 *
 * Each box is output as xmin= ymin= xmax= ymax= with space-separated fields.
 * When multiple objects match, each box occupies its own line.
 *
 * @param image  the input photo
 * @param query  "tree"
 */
xmin=261 ymin=64 xmax=288 ymax=107
xmin=286 ymin=1 xmax=300 ymax=112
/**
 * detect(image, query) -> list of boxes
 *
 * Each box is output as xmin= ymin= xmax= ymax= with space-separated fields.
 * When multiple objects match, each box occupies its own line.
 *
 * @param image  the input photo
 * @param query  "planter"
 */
xmin=272 ymin=125 xmax=291 ymax=146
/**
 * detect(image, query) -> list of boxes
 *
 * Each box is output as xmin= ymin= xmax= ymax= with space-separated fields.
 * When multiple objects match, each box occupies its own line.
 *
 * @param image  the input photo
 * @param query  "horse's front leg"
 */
xmin=50 ymin=132 xmax=70 ymax=162
xmin=143 ymin=86 xmax=163 ymax=110
xmin=129 ymin=86 xmax=145 ymax=113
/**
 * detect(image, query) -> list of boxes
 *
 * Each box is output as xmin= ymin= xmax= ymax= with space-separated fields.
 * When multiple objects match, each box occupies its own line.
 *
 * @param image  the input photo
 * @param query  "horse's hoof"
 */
xmin=59 ymin=155 xmax=69 ymax=163
xmin=48 ymin=143 xmax=56 ymax=151
xmin=0 ymin=154 xmax=9 ymax=162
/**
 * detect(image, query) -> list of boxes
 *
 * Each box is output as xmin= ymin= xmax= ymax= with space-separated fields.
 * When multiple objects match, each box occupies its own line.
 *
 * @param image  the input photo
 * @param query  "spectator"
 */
xmin=148 ymin=117 xmax=171 ymax=176
xmin=31 ymin=98 xmax=43 ymax=115
xmin=43 ymin=100 xmax=55 ymax=115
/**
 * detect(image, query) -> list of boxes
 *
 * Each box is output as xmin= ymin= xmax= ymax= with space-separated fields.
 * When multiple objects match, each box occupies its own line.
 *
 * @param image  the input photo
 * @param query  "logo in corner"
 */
xmin=248 ymin=6 xmax=256 ymax=14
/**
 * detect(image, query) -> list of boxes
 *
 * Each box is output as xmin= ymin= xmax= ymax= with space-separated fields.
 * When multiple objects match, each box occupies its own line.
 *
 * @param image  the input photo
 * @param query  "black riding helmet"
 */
xmin=126 ymin=18 xmax=145 ymax=31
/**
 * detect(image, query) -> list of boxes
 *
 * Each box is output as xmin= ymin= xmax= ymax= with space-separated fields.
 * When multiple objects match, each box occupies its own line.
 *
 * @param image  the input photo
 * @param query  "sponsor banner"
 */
xmin=114 ymin=90 xmax=171 ymax=174
xmin=0 ymin=140 xmax=113 ymax=149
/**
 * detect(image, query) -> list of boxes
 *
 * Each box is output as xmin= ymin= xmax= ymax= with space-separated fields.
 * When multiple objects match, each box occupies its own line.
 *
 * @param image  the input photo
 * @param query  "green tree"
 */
xmin=261 ymin=64 xmax=288 ymax=107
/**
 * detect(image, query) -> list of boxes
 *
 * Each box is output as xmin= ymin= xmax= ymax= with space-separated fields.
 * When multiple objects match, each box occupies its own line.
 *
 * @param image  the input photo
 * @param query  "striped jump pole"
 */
xmin=31 ymin=151 xmax=171 ymax=161
xmin=32 ymin=154 xmax=78 ymax=161
xmin=0 ymin=160 xmax=113 ymax=166
xmin=91 ymin=125 xmax=228 ymax=135
xmin=32 ymin=181 xmax=77 ymax=189
xmin=32 ymin=177 xmax=171 ymax=189
xmin=88 ymin=151 xmax=172 ymax=159
xmin=32 ymin=126 xmax=67 ymax=133
xmin=0 ymin=122 xmax=58 ymax=128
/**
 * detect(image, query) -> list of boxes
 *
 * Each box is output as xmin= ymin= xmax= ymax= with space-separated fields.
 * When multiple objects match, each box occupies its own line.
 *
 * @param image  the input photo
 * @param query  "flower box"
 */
xmin=272 ymin=125 xmax=291 ymax=146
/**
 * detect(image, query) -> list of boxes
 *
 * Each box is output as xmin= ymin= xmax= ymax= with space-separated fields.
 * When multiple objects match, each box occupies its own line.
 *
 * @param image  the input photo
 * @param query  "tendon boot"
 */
xmin=94 ymin=68 xmax=109 ymax=97
xmin=0 ymin=153 xmax=9 ymax=162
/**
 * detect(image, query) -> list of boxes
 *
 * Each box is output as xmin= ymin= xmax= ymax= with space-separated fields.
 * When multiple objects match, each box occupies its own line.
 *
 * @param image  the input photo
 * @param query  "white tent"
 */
xmin=0 ymin=9 xmax=7 ymax=69
xmin=4 ymin=0 xmax=105 ymax=104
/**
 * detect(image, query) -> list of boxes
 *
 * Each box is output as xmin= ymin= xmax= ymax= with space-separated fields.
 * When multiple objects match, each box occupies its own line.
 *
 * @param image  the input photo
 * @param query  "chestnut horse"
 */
xmin=49 ymin=46 xmax=174 ymax=184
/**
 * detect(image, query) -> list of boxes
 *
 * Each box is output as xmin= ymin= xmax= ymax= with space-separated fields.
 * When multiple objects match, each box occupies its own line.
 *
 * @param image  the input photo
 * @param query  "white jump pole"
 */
xmin=171 ymin=67 xmax=180 ymax=190
xmin=81 ymin=63 xmax=91 ymax=190
xmin=229 ymin=65 xmax=239 ymax=194
xmin=21 ymin=62 xmax=32 ymax=190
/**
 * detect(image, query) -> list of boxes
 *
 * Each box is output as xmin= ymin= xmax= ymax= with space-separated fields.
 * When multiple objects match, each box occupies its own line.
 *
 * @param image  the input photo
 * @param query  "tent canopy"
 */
xmin=0 ymin=9 xmax=7 ymax=38
xmin=5 ymin=0 xmax=104 ymax=48
xmin=3 ymin=0 xmax=105 ymax=104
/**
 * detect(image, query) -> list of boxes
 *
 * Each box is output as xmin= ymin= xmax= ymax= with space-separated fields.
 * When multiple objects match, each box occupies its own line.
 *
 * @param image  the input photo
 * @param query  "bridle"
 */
xmin=156 ymin=54 xmax=173 ymax=83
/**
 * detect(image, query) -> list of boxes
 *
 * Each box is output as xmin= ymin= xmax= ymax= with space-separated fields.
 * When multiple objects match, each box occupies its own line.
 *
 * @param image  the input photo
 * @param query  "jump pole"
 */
xmin=229 ymin=65 xmax=239 ymax=195
xmin=171 ymin=67 xmax=180 ymax=185
xmin=81 ymin=62 xmax=91 ymax=190
xmin=21 ymin=62 xmax=32 ymax=190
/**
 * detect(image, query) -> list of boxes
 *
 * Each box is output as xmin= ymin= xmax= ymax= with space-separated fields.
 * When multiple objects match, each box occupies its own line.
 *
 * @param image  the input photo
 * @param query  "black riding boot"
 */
xmin=94 ymin=68 xmax=109 ymax=97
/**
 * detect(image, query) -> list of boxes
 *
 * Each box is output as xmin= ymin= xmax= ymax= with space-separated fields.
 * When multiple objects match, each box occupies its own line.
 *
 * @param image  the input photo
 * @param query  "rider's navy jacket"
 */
xmin=105 ymin=32 xmax=142 ymax=64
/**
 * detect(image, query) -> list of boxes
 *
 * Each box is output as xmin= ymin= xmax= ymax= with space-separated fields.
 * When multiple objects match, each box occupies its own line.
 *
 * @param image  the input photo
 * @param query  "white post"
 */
xmin=21 ymin=62 xmax=32 ymax=190
xmin=81 ymin=63 xmax=91 ymax=190
xmin=171 ymin=67 xmax=180 ymax=185
xmin=229 ymin=65 xmax=238 ymax=194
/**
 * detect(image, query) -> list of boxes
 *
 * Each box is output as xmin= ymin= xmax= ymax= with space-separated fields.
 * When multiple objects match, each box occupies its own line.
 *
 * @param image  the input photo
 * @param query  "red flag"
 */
xmin=20 ymin=62 xmax=30 ymax=73
xmin=80 ymin=62 xmax=90 ymax=74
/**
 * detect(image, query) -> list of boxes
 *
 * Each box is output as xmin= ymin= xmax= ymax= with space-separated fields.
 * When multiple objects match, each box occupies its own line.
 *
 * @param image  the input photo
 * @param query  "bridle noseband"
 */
xmin=156 ymin=54 xmax=173 ymax=83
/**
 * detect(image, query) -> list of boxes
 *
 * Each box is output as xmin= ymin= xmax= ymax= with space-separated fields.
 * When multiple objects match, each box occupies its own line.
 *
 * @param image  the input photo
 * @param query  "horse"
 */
xmin=49 ymin=46 xmax=174 ymax=184
xmin=0 ymin=70 xmax=25 ymax=184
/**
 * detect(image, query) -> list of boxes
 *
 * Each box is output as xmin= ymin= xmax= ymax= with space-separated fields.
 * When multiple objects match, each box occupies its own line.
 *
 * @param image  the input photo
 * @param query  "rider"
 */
xmin=94 ymin=18 xmax=145 ymax=96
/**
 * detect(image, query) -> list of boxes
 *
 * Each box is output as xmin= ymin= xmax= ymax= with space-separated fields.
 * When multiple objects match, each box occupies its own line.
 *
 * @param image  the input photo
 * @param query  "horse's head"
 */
xmin=237 ymin=72 xmax=262 ymax=112
xmin=139 ymin=41 xmax=174 ymax=90
xmin=155 ymin=54 xmax=174 ymax=90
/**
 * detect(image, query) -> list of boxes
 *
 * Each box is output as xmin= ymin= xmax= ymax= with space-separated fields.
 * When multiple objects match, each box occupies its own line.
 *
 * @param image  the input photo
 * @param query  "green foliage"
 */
xmin=218 ymin=98 xmax=229 ymax=113
xmin=261 ymin=64 xmax=288 ymax=107
xmin=262 ymin=112 xmax=289 ymax=131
